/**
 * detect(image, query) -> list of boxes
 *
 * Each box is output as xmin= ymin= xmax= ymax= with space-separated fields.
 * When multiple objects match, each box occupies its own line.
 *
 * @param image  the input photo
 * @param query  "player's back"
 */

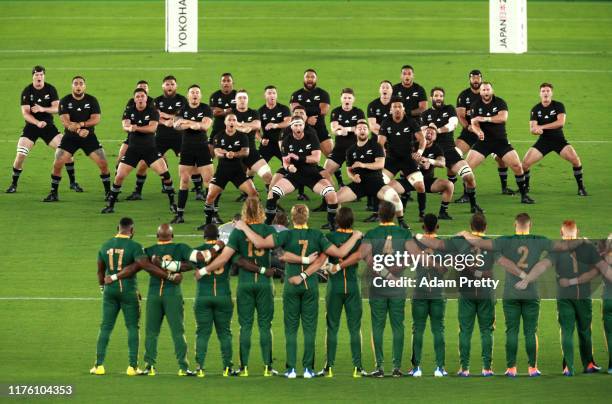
xmin=99 ymin=236 xmax=145 ymax=292
xmin=228 ymin=223 xmax=276 ymax=284
xmin=194 ymin=241 xmax=231 ymax=297
xmin=144 ymin=242 xmax=192 ymax=296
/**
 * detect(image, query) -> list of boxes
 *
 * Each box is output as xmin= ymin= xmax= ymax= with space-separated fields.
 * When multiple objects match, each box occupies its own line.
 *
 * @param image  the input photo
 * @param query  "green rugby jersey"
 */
xmin=227 ymin=223 xmax=276 ymax=285
xmin=98 ymin=234 xmax=147 ymax=293
xmin=194 ymin=241 xmax=231 ymax=297
xmin=446 ymin=234 xmax=497 ymax=299
xmin=550 ymin=242 xmax=601 ymax=299
xmin=144 ymin=242 xmax=193 ymax=296
xmin=493 ymin=234 xmax=553 ymax=299
xmin=326 ymin=229 xmax=361 ymax=294
xmin=273 ymin=226 xmax=332 ymax=290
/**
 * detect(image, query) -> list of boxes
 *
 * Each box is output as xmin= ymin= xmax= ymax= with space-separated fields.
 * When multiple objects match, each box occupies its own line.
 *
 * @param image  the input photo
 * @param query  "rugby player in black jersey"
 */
xmin=392 ymin=65 xmax=427 ymax=117
xmin=258 ymin=85 xmax=291 ymax=164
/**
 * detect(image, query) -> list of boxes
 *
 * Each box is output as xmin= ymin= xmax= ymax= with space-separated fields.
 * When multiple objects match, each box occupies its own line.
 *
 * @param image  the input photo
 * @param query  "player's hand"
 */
xmin=473 ymin=116 xmax=485 ymax=123
xmin=559 ymin=278 xmax=570 ymax=287
xmin=287 ymin=153 xmax=299 ymax=161
xmin=265 ymin=123 xmax=276 ymax=131
xmin=288 ymin=275 xmax=303 ymax=285
xmin=194 ymin=269 xmax=204 ymax=280
xmin=352 ymin=162 xmax=363 ymax=169
xmin=477 ymin=132 xmax=484 ymax=141
xmin=226 ymin=151 xmax=234 ymax=159
xmin=151 ymin=255 xmax=162 ymax=267
xmin=288 ymin=164 xmax=297 ymax=173
xmin=307 ymin=116 xmax=317 ymax=126
xmin=264 ymin=267 xmax=276 ymax=277
xmin=412 ymin=152 xmax=422 ymax=161
xmin=36 ymin=120 xmax=47 ymax=128
xmin=104 ymin=275 xmax=114 ymax=284
xmin=353 ymin=230 xmax=363 ymax=239
xmin=78 ymin=128 xmax=89 ymax=138
xmin=234 ymin=220 xmax=247 ymax=231
xmin=31 ymin=104 xmax=43 ymax=113
xmin=261 ymin=138 xmax=269 ymax=146
xmin=164 ymin=119 xmax=173 ymax=128
xmin=420 ymin=158 xmax=431 ymax=170
xmin=353 ymin=174 xmax=361 ymax=183
xmin=514 ymin=279 xmax=529 ymax=290
xmin=168 ymin=273 xmax=183 ymax=284
xmin=189 ymin=122 xmax=200 ymax=130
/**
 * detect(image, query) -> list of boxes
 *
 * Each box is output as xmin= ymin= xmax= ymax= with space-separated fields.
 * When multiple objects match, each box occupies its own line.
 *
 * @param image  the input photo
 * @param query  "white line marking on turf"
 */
xmin=0 ymin=49 xmax=608 ymax=56
xmin=491 ymin=68 xmax=612 ymax=74
xmin=0 ymin=67 xmax=194 ymax=71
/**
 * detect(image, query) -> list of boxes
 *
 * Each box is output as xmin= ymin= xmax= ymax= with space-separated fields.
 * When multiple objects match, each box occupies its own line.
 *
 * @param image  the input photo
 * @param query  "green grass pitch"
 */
xmin=0 ymin=0 xmax=610 ymax=402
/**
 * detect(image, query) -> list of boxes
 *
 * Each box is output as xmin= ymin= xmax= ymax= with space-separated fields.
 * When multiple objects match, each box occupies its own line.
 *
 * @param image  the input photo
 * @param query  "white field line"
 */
xmin=0 ymin=67 xmax=194 ymax=71
xmin=0 ymin=49 xmax=609 ymax=56
xmin=490 ymin=68 xmax=611 ymax=74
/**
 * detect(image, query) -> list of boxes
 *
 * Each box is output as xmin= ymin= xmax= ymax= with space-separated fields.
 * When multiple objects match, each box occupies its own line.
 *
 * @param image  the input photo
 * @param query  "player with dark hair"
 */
xmin=234 ymin=204 xmax=362 ymax=379
xmin=101 ymin=88 xmax=176 ymax=214
xmin=201 ymin=114 xmax=257 ymax=227
xmin=90 ymin=217 xmax=179 ymax=376
xmin=421 ymin=87 xmax=482 ymax=214
xmin=360 ymin=201 xmax=423 ymax=378
xmin=258 ymin=85 xmax=291 ymax=164
xmin=467 ymin=82 xmax=534 ymax=204
xmin=455 ymin=70 xmax=515 ymax=203
xmin=43 ymin=75 xmax=110 ymax=202
xmin=336 ymin=119 xmax=407 ymax=227
xmin=378 ymin=97 xmax=427 ymax=221
xmin=264 ymin=116 xmax=339 ymax=230
xmin=522 ymin=83 xmax=587 ymax=196
xmin=171 ymin=84 xmax=213 ymax=224
xmin=7 ymin=66 xmax=81 ymax=194
xmin=392 ymin=65 xmax=427 ymax=117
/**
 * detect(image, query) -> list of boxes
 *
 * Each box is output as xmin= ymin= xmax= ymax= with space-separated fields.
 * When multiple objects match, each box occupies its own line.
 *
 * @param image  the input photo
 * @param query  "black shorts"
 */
xmin=532 ymin=137 xmax=570 ymax=156
xmin=58 ymin=133 xmax=102 ymax=155
xmin=211 ymin=163 xmax=248 ymax=189
xmin=385 ymin=157 xmax=419 ymax=177
xmin=22 ymin=123 xmax=60 ymax=145
xmin=313 ymin=122 xmax=331 ymax=142
xmin=259 ymin=141 xmax=282 ymax=162
xmin=244 ymin=147 xmax=263 ymax=168
xmin=275 ymin=167 xmax=288 ymax=176
xmin=441 ymin=146 xmax=463 ymax=169
xmin=472 ymin=138 xmax=514 ymax=158
xmin=457 ymin=129 xmax=479 ymax=147
xmin=155 ymin=135 xmax=182 ymax=156
xmin=286 ymin=166 xmax=324 ymax=190
xmin=401 ymin=175 xmax=436 ymax=193
xmin=122 ymin=135 xmax=129 ymax=146
xmin=347 ymin=176 xmax=386 ymax=198
xmin=121 ymin=145 xmax=162 ymax=168
xmin=179 ymin=142 xmax=212 ymax=167
xmin=328 ymin=140 xmax=354 ymax=166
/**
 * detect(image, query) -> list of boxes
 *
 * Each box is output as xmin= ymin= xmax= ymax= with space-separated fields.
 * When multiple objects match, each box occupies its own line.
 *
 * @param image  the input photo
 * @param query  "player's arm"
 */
xmin=359 ymin=241 xmax=374 ymax=268
xmin=195 ymin=246 xmax=236 ymax=278
xmin=319 ymin=102 xmax=330 ymax=117
xmin=540 ymin=113 xmax=565 ymax=130
xmin=97 ymin=259 xmax=106 ymax=290
xmin=456 ymin=106 xmax=469 ymax=129
xmin=437 ymin=116 xmax=458 ymax=134
xmin=475 ymin=110 xmax=507 ymax=124
xmin=331 ymin=119 xmax=346 ymax=136
xmin=30 ymin=99 xmax=59 ymax=115
xmin=305 ymin=149 xmax=321 ymax=164
xmin=21 ymin=105 xmax=44 ymax=126
xmin=60 ymin=113 xmax=80 ymax=132
xmin=497 ymin=255 xmax=528 ymax=279
xmin=279 ymin=251 xmax=319 ymax=264
xmin=353 ymin=156 xmax=384 ymax=171
xmin=414 ymin=129 xmax=426 ymax=156
xmin=235 ymin=256 xmax=277 ymax=278
xmin=234 ymin=221 xmax=276 ymax=249
xmin=324 ymin=231 xmax=363 ymax=258
xmin=230 ymin=146 xmax=249 ymax=159
xmin=551 ymin=239 xmax=585 ymax=252
xmin=133 ymin=120 xmax=158 ymax=134
xmin=411 ymin=101 xmax=427 ymax=117
xmin=237 ymin=119 xmax=261 ymax=133
xmin=458 ymin=231 xmax=494 ymax=250
xmin=214 ymin=146 xmax=227 ymax=158
xmin=80 ymin=113 xmax=101 ymax=129
xmin=276 ymin=116 xmax=292 ymax=129
xmin=469 ymin=118 xmax=484 ymax=138
xmin=288 ymin=253 xmax=328 ymax=285
xmin=414 ymin=234 xmax=446 ymax=251
xmin=340 ymin=250 xmax=362 ymax=269
xmin=529 ymin=119 xmax=542 ymax=135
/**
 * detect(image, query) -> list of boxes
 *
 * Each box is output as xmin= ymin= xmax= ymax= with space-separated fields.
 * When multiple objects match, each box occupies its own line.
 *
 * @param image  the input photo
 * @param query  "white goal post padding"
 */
xmin=165 ymin=0 xmax=198 ymax=53
xmin=490 ymin=0 xmax=527 ymax=54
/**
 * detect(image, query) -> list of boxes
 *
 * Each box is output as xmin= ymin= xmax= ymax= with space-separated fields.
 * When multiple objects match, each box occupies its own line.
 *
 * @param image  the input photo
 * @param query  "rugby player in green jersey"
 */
xmin=235 ymin=204 xmax=362 ymax=379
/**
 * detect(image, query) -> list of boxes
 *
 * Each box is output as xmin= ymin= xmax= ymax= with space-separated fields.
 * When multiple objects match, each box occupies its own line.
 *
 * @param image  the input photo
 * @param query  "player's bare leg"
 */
xmin=116 ymin=143 xmax=128 ymax=170
xmin=501 ymin=150 xmax=533 ymax=204
xmin=49 ymin=134 xmax=81 ymax=192
xmin=429 ymin=179 xmax=454 ymax=220
xmin=88 ymin=148 xmax=112 ymax=199
xmin=126 ymin=160 xmax=149 ymax=200
xmin=451 ymin=160 xmax=483 ymax=213
xmin=149 ymin=157 xmax=177 ymax=212
xmin=102 ymin=162 xmax=133 ymax=213
xmin=6 ymin=137 xmax=34 ymax=193
xmin=265 ymin=178 xmax=295 ymax=225
xmin=453 ymin=138 xmax=471 ymax=203
xmin=521 ymin=147 xmax=544 ymax=193
xmin=560 ymin=145 xmax=587 ymax=196
xmin=173 ymin=164 xmax=197 ymax=224
xmin=313 ymin=179 xmax=338 ymax=230
xmin=42 ymin=147 xmax=73 ymax=202
xmin=314 ymin=159 xmax=341 ymax=212
xmin=249 ymin=159 xmax=272 ymax=188
xmin=376 ymin=185 xmax=407 ymax=228
xmin=495 ymin=155 xmax=516 ymax=195
xmin=203 ymin=184 xmax=224 ymax=225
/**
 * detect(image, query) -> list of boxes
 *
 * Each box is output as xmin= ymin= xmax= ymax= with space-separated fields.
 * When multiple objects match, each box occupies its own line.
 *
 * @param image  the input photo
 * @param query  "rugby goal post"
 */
xmin=165 ymin=0 xmax=198 ymax=53
xmin=489 ymin=0 xmax=527 ymax=53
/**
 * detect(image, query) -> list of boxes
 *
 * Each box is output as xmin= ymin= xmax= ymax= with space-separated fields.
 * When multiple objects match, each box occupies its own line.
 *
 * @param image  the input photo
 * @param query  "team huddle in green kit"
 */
xmin=90 ymin=198 xmax=612 ymax=379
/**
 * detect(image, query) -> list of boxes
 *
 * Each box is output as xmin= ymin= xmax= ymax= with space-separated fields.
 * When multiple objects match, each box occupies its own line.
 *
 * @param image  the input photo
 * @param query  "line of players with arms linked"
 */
xmin=9 ymin=65 xmax=588 ymax=230
xmin=90 ymin=197 xmax=611 ymax=379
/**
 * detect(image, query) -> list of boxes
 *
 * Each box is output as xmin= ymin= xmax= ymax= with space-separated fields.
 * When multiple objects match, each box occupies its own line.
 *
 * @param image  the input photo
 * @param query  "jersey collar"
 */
xmin=424 ymin=233 xmax=437 ymax=238
xmin=380 ymin=222 xmax=395 ymax=226
xmin=515 ymin=231 xmax=530 ymax=235
xmin=157 ymin=240 xmax=173 ymax=245
xmin=294 ymin=224 xmax=308 ymax=229
xmin=471 ymin=231 xmax=486 ymax=237
xmin=336 ymin=228 xmax=353 ymax=234
xmin=115 ymin=233 xmax=130 ymax=239
xmin=206 ymin=239 xmax=218 ymax=244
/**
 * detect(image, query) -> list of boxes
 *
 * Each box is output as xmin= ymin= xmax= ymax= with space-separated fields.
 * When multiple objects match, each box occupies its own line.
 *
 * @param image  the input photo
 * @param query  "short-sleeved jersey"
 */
xmin=273 ymin=227 xmax=333 ymax=289
xmin=59 ymin=94 xmax=101 ymax=135
xmin=530 ymin=100 xmax=566 ymax=140
xmin=281 ymin=130 xmax=321 ymax=169
xmin=209 ymin=89 xmax=237 ymax=135
xmin=379 ymin=115 xmax=421 ymax=159
xmin=470 ymin=96 xmax=508 ymax=140
xmin=392 ymin=82 xmax=427 ymax=113
xmin=326 ymin=230 xmax=361 ymax=294
xmin=290 ymin=86 xmax=331 ymax=137
xmin=493 ymin=234 xmax=554 ymax=299
xmin=346 ymin=138 xmax=385 ymax=180
xmin=419 ymin=143 xmax=444 ymax=178
xmin=214 ymin=131 xmax=249 ymax=168
xmin=456 ymin=88 xmax=481 ymax=122
xmin=98 ymin=235 xmax=146 ymax=293
xmin=154 ymin=93 xmax=188 ymax=137
xmin=445 ymin=235 xmax=497 ymax=299
xmin=144 ymin=242 xmax=193 ymax=296
xmin=227 ymin=223 xmax=277 ymax=285
xmin=233 ymin=107 xmax=260 ymax=148
xmin=363 ymin=224 xmax=412 ymax=298
xmin=21 ymin=83 xmax=59 ymax=123
xmin=194 ymin=241 xmax=232 ymax=297
xmin=330 ymin=106 xmax=366 ymax=138
xmin=122 ymin=103 xmax=160 ymax=147
xmin=178 ymin=102 xmax=213 ymax=144
xmin=550 ymin=242 xmax=601 ymax=299
xmin=367 ymin=98 xmax=391 ymax=125
xmin=258 ymin=103 xmax=291 ymax=142
xmin=420 ymin=105 xmax=457 ymax=148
